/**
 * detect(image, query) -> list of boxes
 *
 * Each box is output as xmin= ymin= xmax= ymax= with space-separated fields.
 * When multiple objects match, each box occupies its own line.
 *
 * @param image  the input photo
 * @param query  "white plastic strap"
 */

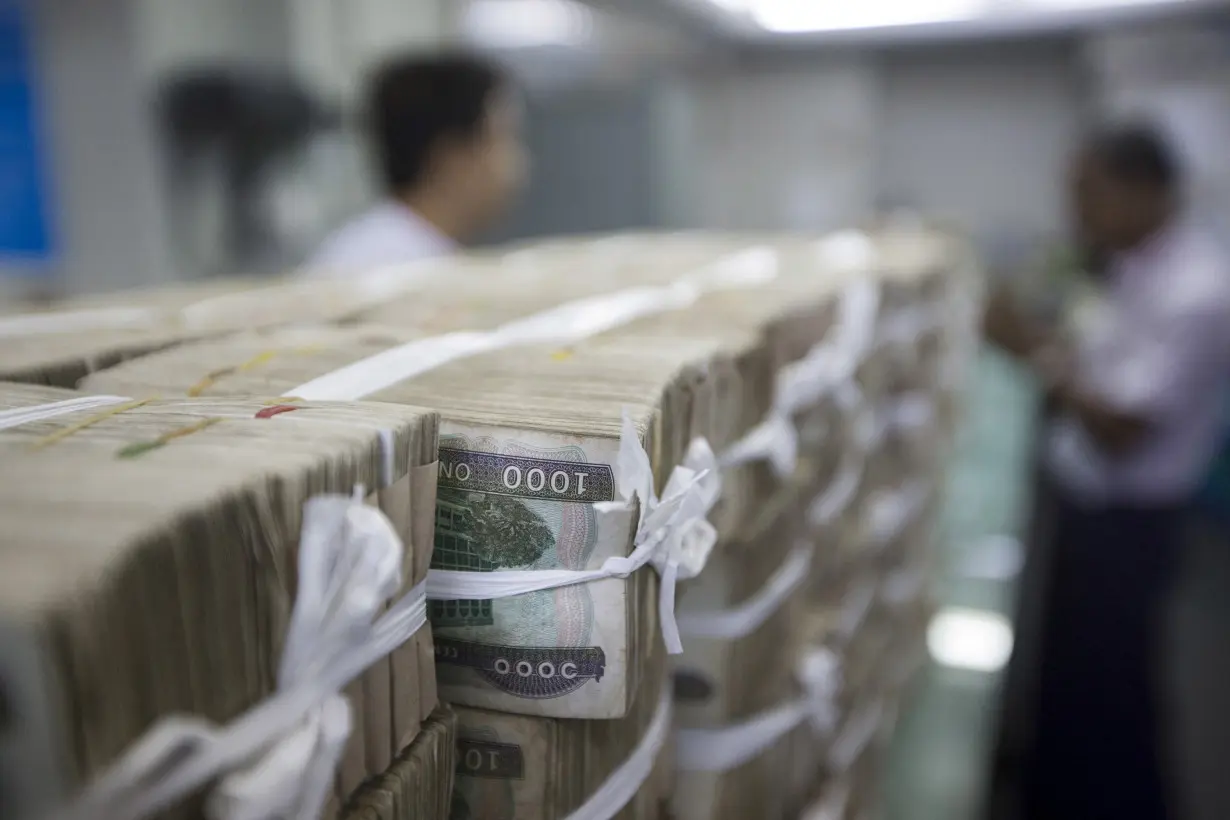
xmin=717 ymin=414 xmax=797 ymax=478
xmin=562 ymin=684 xmax=673 ymax=820
xmin=828 ymin=701 xmax=884 ymax=775
xmin=286 ymin=248 xmax=779 ymax=402
xmin=881 ymin=565 xmax=927 ymax=608
xmin=801 ymin=781 xmax=850 ymax=820
xmin=835 ymin=580 xmax=878 ymax=646
xmin=428 ymin=411 xmax=720 ymax=655
xmin=677 ymin=539 xmax=813 ymax=641
xmin=831 ymin=279 xmax=882 ymax=372
xmin=807 ymin=383 xmax=877 ymax=529
xmin=774 ymin=276 xmax=880 ymax=413
xmin=676 ymin=649 xmax=841 ymax=773
xmin=53 ymin=490 xmax=429 ymax=820
xmin=866 ymin=481 xmax=930 ymax=547
xmin=813 ymin=230 xmax=877 ymax=271
xmin=877 ymin=303 xmax=944 ymax=348
xmin=692 ymin=277 xmax=881 ymax=478
xmin=0 ymin=395 xmax=133 ymax=431
xmin=883 ymin=392 xmax=936 ymax=434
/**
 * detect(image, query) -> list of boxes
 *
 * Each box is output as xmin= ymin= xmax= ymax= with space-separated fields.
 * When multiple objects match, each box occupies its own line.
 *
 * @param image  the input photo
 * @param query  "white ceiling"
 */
xmin=683 ymin=0 xmax=1228 ymax=44
xmin=460 ymin=0 xmax=1228 ymax=91
xmin=467 ymin=0 xmax=1228 ymax=51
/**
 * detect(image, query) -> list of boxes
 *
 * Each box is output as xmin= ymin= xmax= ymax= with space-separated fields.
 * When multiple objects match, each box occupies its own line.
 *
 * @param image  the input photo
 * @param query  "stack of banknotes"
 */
xmin=797 ymin=250 xmax=971 ymax=820
xmin=0 ymin=226 xmax=981 ymax=820
xmin=342 ymin=705 xmax=459 ymax=820
xmin=0 ymin=381 xmax=440 ymax=819
xmin=667 ymin=233 xmax=976 ymax=820
xmin=0 ymin=262 xmax=466 ymax=387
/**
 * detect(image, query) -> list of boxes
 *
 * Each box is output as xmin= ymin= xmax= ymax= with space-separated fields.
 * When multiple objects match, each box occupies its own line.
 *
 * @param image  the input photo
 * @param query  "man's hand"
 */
xmin=1056 ymin=385 xmax=1152 ymax=456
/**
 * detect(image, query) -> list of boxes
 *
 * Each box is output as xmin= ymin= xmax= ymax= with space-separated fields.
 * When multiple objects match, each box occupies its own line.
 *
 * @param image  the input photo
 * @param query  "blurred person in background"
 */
xmin=985 ymin=123 xmax=1230 ymax=820
xmin=307 ymin=52 xmax=527 ymax=274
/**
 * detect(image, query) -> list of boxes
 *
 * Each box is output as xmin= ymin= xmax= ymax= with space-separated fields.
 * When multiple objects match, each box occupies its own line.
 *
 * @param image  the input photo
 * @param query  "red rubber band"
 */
xmin=255 ymin=404 xmax=301 ymax=419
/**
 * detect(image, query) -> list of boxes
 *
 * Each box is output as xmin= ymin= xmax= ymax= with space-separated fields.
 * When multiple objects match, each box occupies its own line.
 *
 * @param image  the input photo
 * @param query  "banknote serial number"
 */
xmin=438 ymin=448 xmax=615 ymax=504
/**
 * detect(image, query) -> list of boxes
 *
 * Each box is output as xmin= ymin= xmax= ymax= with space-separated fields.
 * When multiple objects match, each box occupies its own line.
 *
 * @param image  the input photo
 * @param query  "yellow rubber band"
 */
xmin=186 ymin=348 xmax=319 ymax=397
xmin=30 ymin=398 xmax=155 ymax=451
xmin=116 ymin=417 xmax=223 ymax=459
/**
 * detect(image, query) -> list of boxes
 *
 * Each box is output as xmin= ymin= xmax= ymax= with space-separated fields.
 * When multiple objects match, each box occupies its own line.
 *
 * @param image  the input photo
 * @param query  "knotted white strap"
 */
xmin=428 ymin=411 xmax=721 ymax=655
xmin=676 ymin=649 xmax=842 ymax=773
xmin=720 ymin=279 xmax=882 ymax=477
xmin=562 ymin=684 xmax=673 ymax=820
xmin=0 ymin=395 xmax=133 ymax=430
xmin=52 ymin=490 xmax=429 ymax=820
xmin=676 ymin=539 xmax=813 ymax=641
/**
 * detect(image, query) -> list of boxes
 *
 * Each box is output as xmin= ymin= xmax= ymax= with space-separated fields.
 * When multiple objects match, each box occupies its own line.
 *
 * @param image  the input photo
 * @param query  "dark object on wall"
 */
xmin=155 ymin=67 xmax=341 ymax=274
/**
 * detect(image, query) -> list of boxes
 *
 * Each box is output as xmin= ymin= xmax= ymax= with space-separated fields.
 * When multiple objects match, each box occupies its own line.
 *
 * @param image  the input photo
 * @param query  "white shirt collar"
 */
xmin=305 ymin=199 xmax=457 ymax=276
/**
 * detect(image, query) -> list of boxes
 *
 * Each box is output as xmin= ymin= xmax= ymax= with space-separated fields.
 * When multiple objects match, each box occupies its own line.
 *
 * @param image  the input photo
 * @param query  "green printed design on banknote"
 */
xmin=430 ymin=432 xmax=629 ymax=706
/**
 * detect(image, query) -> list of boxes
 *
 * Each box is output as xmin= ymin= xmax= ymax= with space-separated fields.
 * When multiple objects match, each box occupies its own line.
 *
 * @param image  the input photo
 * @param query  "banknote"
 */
xmin=448 ymin=671 xmax=671 ymax=820
xmin=448 ymin=711 xmax=551 ymax=820
xmin=429 ymin=422 xmax=639 ymax=718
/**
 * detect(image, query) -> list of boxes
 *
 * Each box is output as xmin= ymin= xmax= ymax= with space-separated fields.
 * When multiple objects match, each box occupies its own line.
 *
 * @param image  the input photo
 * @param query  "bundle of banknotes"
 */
xmin=0 ymin=262 xmax=460 ymax=387
xmin=342 ymin=705 xmax=459 ymax=820
xmin=0 ymin=226 xmax=980 ymax=820
xmin=0 ymin=381 xmax=441 ymax=819
xmin=673 ymin=480 xmax=819 ymax=820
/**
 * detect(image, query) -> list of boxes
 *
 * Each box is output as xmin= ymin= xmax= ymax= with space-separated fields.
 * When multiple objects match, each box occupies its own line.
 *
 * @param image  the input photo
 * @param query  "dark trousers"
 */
xmin=1022 ymin=488 xmax=1182 ymax=820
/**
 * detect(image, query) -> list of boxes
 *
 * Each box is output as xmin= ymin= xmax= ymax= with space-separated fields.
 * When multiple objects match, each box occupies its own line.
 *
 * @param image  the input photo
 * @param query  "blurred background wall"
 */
xmin=9 ymin=0 xmax=1226 ymax=298
xmin=3 ymin=0 xmax=1225 ymax=296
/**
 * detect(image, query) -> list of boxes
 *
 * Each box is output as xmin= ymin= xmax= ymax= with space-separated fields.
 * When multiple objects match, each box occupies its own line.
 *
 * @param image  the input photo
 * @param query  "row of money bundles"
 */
xmin=0 ymin=227 xmax=981 ymax=820
xmin=669 ymin=257 xmax=963 ymax=820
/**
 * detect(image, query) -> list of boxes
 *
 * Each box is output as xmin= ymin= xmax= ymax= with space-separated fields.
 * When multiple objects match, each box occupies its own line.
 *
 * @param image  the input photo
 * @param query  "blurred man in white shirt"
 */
xmin=987 ymin=123 xmax=1230 ymax=820
xmin=307 ymin=53 xmax=527 ymax=275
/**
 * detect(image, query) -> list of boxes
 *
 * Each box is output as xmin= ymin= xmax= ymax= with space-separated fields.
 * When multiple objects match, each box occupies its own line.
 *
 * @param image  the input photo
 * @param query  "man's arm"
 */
xmin=1059 ymin=286 xmax=1228 ymax=457
xmin=1054 ymin=382 xmax=1153 ymax=455
xmin=983 ymin=287 xmax=1154 ymax=453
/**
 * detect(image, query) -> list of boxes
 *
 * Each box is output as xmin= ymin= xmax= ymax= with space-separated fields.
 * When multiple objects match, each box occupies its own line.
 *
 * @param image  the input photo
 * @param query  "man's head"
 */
xmin=368 ymin=52 xmax=526 ymax=238
xmin=1070 ymin=123 xmax=1181 ymax=254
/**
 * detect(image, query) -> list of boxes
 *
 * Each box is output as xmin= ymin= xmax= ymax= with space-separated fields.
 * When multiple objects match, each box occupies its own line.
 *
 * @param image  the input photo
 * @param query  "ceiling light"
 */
xmin=706 ymin=0 xmax=752 ymax=13
xmin=462 ymin=0 xmax=594 ymax=49
xmin=1024 ymin=0 xmax=1176 ymax=8
xmin=749 ymin=0 xmax=989 ymax=33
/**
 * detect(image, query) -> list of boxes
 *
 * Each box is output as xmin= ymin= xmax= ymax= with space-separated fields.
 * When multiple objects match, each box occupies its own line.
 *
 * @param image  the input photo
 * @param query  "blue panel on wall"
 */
xmin=0 ymin=0 xmax=55 ymax=268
